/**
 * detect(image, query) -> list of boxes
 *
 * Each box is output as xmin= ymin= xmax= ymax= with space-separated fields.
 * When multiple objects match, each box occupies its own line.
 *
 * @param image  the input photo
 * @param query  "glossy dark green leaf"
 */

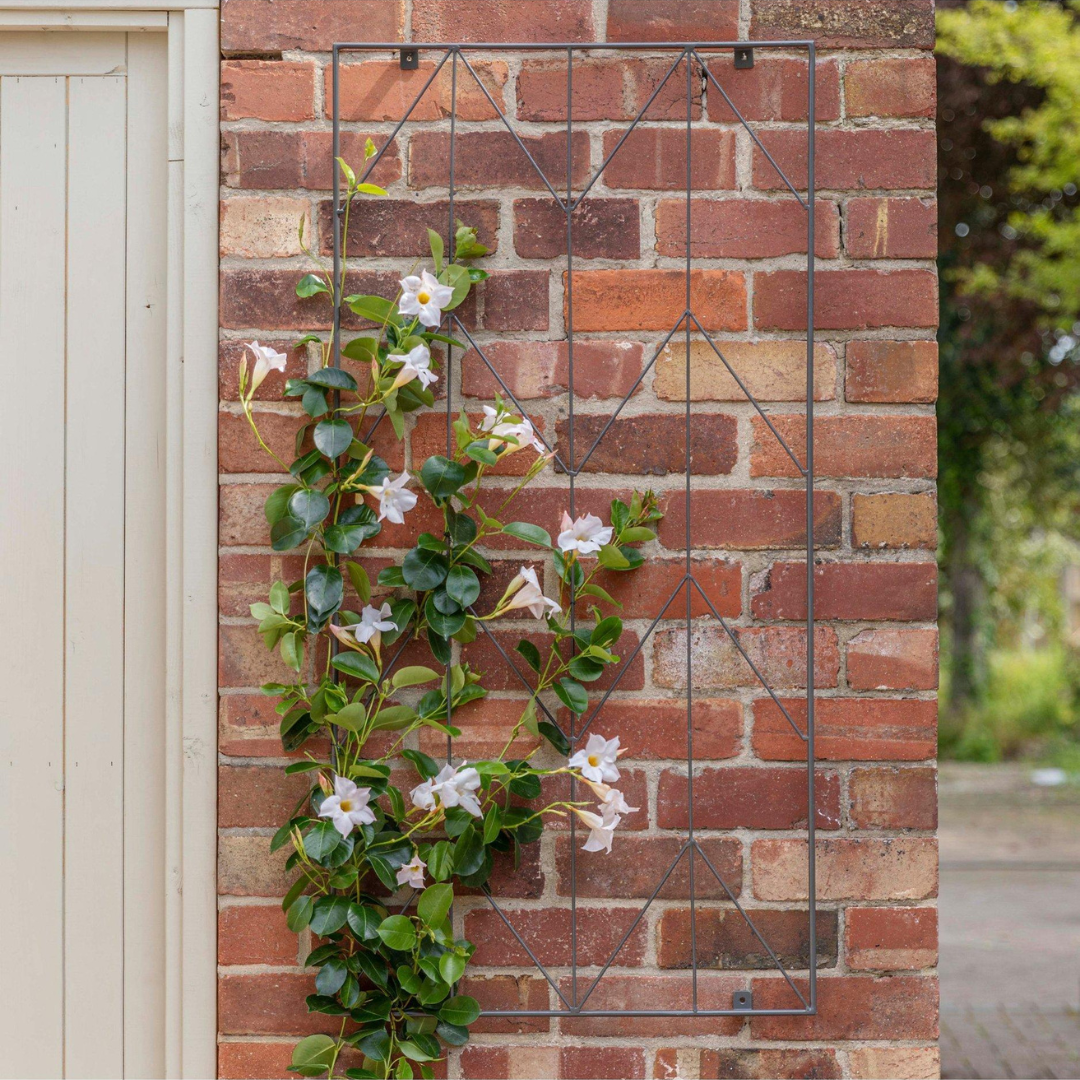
xmin=538 ymin=721 xmax=571 ymax=756
xmin=348 ymin=294 xmax=397 ymax=324
xmin=553 ymin=677 xmax=588 ymax=714
xmin=288 ymin=489 xmax=330 ymax=530
xmin=435 ymin=1020 xmax=470 ymax=1046
xmin=302 ymin=385 xmax=328 ymax=418
xmin=427 ymin=840 xmax=453 ymax=881
xmin=424 ymin=595 xmax=465 ymax=637
xmin=285 ymin=893 xmax=314 ymax=932
xmin=501 ymin=522 xmax=552 ymax=548
xmin=306 ymin=366 xmax=358 ymax=390
xmin=346 ymin=902 xmax=382 ymax=941
xmin=356 ymin=1029 xmax=391 ymax=1063
xmin=265 ymin=483 xmax=300 ymax=524
xmin=445 ymin=565 xmax=480 ymax=608
xmin=377 ymin=914 xmax=417 ymax=952
xmin=515 ymin=639 xmax=541 ymax=672
xmin=330 ymin=651 xmax=380 ymax=683
xmin=303 ymin=820 xmax=343 ymax=862
xmin=309 ymin=895 xmax=351 ymax=936
xmin=314 ymin=956 xmax=348 ymax=996
xmin=306 ymin=564 xmax=343 ymax=620
xmin=438 ymin=995 xmax=480 ymax=1027
xmin=417 ymin=883 xmax=453 ymax=927
xmin=402 ymin=548 xmax=449 ymax=591
xmin=296 ymin=273 xmax=331 ymax=298
xmin=270 ymin=514 xmax=308 ymax=551
xmin=452 ymin=825 xmax=484 ymax=876
xmin=314 ymin=419 xmax=354 ymax=460
xmin=420 ymin=455 xmax=466 ymax=500
xmin=568 ymin=654 xmax=605 ymax=682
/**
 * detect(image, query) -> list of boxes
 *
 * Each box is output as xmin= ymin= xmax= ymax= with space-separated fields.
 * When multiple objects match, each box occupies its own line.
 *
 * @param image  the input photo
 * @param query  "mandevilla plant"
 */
xmin=241 ymin=146 xmax=663 ymax=1079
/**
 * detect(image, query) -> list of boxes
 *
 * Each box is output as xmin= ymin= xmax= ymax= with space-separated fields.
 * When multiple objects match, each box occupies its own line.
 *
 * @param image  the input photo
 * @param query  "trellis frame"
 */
xmin=329 ymin=38 xmax=818 ymax=1018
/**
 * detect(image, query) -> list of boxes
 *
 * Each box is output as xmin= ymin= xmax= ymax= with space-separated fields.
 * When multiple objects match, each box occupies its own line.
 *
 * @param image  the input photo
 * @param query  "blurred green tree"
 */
xmin=936 ymin=0 xmax=1080 ymax=717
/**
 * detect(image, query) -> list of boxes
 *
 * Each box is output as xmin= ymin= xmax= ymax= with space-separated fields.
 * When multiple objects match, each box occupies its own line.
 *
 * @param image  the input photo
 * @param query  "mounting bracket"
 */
xmin=734 ymin=46 xmax=754 ymax=68
xmin=733 ymin=990 xmax=754 ymax=1011
xmin=399 ymin=47 xmax=419 ymax=69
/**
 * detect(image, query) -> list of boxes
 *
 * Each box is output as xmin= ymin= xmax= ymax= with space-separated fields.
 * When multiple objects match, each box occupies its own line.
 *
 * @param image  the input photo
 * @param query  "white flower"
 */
xmin=502 ymin=565 xmax=561 ymax=621
xmin=480 ymin=405 xmax=545 ymax=454
xmin=433 ymin=762 xmax=483 ymax=818
xmin=243 ymin=340 xmax=288 ymax=394
xmin=369 ymin=471 xmax=417 ymax=525
xmin=582 ymin=777 xmax=638 ymax=817
xmin=396 ymin=853 xmax=426 ymax=889
xmin=354 ymin=602 xmax=396 ymax=644
xmin=573 ymin=806 xmax=620 ymax=854
xmin=398 ymin=269 xmax=454 ymax=328
xmin=557 ymin=512 xmax=613 ymax=556
xmin=318 ymin=774 xmax=376 ymax=838
xmin=569 ymin=734 xmax=623 ymax=784
xmin=393 ymin=343 xmax=438 ymax=390
xmin=410 ymin=776 xmax=438 ymax=813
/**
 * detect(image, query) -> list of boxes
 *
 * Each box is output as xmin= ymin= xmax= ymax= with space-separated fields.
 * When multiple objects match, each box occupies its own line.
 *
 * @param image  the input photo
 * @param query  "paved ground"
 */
xmin=940 ymin=764 xmax=1080 ymax=1079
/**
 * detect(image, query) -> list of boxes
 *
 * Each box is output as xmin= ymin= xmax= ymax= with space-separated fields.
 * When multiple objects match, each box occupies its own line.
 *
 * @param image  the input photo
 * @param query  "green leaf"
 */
xmin=621 ymin=526 xmax=656 ymax=542
xmin=303 ymin=820 xmax=343 ymax=862
xmin=377 ymin=914 xmax=417 ymax=952
xmin=437 ymin=263 xmax=471 ymax=310
xmin=508 ymin=771 xmax=541 ymax=798
xmin=438 ymin=995 xmax=481 ymax=1027
xmin=271 ymin=515 xmax=308 ymax=552
xmin=346 ymin=561 xmax=371 ymax=603
xmin=435 ymin=1020 xmax=470 ymax=1046
xmin=309 ymin=895 xmax=351 ymax=936
xmin=439 ymin=952 xmax=466 ymax=986
xmin=391 ymin=665 xmax=441 ymax=689
xmin=402 ymin=547 xmax=449 ymax=591
xmin=568 ymin=654 xmax=606 ymax=682
xmin=502 ymin=522 xmax=552 ymax=548
xmin=403 ymin=748 xmax=440 ymax=779
xmin=280 ymin=631 xmax=303 ymax=672
xmin=285 ymin=893 xmax=314 ymax=932
xmin=306 ymin=366 xmax=358 ymax=391
xmin=464 ymin=441 xmax=498 ymax=465
xmin=291 ymin=1034 xmax=338 ymax=1074
xmin=428 ymin=840 xmax=453 ymax=881
xmin=296 ymin=273 xmax=330 ymax=298
xmin=553 ymin=677 xmax=588 ymax=714
xmin=538 ymin=721 xmax=571 ymax=756
xmin=288 ymin=489 xmax=330 ymax=531
xmin=445 ymin=565 xmax=480 ymax=608
xmin=348 ymin=294 xmax=397 ymax=324
xmin=597 ymin=544 xmax=631 ymax=570
xmin=342 ymin=336 xmax=379 ymax=362
xmin=314 ymin=419 xmax=354 ymax=460
xmin=420 ymin=455 xmax=467 ymax=500
xmin=315 ymin=956 xmax=348 ymax=996
xmin=424 ymin=595 xmax=465 ymax=637
xmin=269 ymin=580 xmax=291 ymax=615
xmin=427 ymin=227 xmax=444 ymax=273
xmin=355 ymin=182 xmax=388 ymax=196
xmin=347 ymin=903 xmax=382 ymax=941
xmin=265 ymin=483 xmax=301 ymax=525
xmin=482 ymin=804 xmax=502 ymax=844
xmin=331 ymin=652 xmax=380 ymax=683
xmin=301 ymin=385 xmax=329 ymax=418
xmin=452 ymin=825 xmax=484 ymax=876
xmin=378 ymin=566 xmax=407 ymax=588
xmin=369 ymin=704 xmax=417 ymax=731
xmin=306 ymin=564 xmax=343 ymax=621
xmin=417 ymin=883 xmax=453 ymax=927
xmin=356 ymin=1029 xmax=391 ymax=1063
xmin=515 ymin=639 xmax=541 ymax=672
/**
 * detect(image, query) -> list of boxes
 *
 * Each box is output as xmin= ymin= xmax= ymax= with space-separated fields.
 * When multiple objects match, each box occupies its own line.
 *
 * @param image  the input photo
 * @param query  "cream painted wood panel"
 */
xmin=0 ymin=32 xmax=169 ymax=1079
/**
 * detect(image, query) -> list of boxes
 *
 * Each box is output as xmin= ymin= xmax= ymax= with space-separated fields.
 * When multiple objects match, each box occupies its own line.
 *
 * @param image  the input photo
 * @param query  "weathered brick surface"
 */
xmin=218 ymin=2 xmax=938 ymax=1069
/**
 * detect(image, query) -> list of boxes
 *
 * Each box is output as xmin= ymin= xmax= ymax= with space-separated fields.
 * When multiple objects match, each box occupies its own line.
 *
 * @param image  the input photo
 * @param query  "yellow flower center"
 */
xmin=417 ymin=291 xmax=431 ymax=304
xmin=587 ymin=754 xmax=600 ymax=767
xmin=340 ymin=799 xmax=353 ymax=812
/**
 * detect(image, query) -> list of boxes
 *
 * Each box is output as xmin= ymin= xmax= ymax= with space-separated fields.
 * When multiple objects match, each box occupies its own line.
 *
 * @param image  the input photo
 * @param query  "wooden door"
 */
xmin=0 ymin=30 xmax=170 ymax=1078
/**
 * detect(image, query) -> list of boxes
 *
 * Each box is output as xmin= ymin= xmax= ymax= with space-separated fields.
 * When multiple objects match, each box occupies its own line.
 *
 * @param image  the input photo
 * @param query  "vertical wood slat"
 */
xmin=0 ymin=75 xmax=68 ymax=1079
xmin=64 ymin=72 xmax=127 ymax=1078
xmin=124 ymin=32 xmax=169 ymax=1079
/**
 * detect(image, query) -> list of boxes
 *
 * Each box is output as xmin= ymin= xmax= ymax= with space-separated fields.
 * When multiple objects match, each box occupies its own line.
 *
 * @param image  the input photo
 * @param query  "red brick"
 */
xmin=461 ymin=975 xmax=550 ymax=1033
xmin=750 ymin=975 xmax=939 ymax=1040
xmin=460 ymin=340 xmax=644 ymax=401
xmin=560 ymin=974 xmax=744 ymax=1037
xmin=220 ymin=692 xmax=336 ymax=759
xmin=657 ymin=766 xmax=840 ymax=830
xmin=478 ymin=269 xmax=552 ymax=332
xmin=219 ymin=624 xmax=297 ymax=688
xmin=750 ymin=415 xmax=937 ymax=479
xmin=556 ymin=836 xmax=741 ymax=900
xmin=419 ymin=696 xmax=539 ymax=761
xmin=556 ymin=412 xmax=737 ymax=475
xmin=601 ymin=128 xmax=736 ymax=191
xmin=218 ymin=904 xmax=298 ymax=966
xmin=409 ymin=130 xmax=590 ymax=190
xmin=748 ymin=1 xmax=935 ymax=48
xmin=465 ymin=906 xmax=647 ymax=967
xmin=219 ymin=835 xmax=292 ymax=897
xmin=218 ymin=972 xmax=326 ymax=1035
xmin=520 ymin=770 xmax=648 ymax=833
xmin=752 ymin=129 xmax=937 ymax=191
xmin=457 ymin=841 xmax=546 ymax=900
xmin=607 ymin=0 xmax=739 ymax=42
xmin=218 ymin=1041 xmax=295 ymax=1080
xmin=462 ymin=630 xmax=645 ymax=693
xmin=845 ymin=907 xmax=938 ymax=970
xmin=413 ymin=409 xmax=544 ymax=478
xmin=219 ymin=339 xmax=307 ymax=402
xmin=517 ymin=57 xmax=702 ymax=122
xmin=515 ymin=197 xmax=640 ymax=260
xmin=319 ymin=198 xmax=500 ymax=258
xmin=569 ymin=269 xmax=746 ymax=332
xmin=412 ymin=0 xmax=594 ymax=43
xmin=846 ymin=57 xmax=937 ymax=119
xmin=751 ymin=561 xmax=937 ymax=621
xmin=221 ymin=0 xmax=404 ymax=52
xmin=850 ymin=766 xmax=938 ymax=830
xmin=565 ymin=698 xmax=743 ymax=760
xmin=656 ymin=198 xmax=839 ymax=259
xmin=753 ymin=697 xmax=937 ymax=762
xmin=752 ymin=838 xmax=938 ymax=902
xmin=846 ymin=339 xmax=938 ymax=403
xmin=220 ymin=483 xmax=275 ymax=547
xmin=754 ymin=269 xmax=938 ymax=331
xmin=671 ymin=1048 xmax=843 ymax=1080
xmin=660 ymin=488 xmax=843 ymax=551
xmin=218 ymin=764 xmax=312 ymax=828
xmin=221 ymin=60 xmax=314 ymax=122
xmin=575 ymin=557 xmax=741 ymax=621
xmin=460 ymin=1044 xmax=646 ymax=1079
xmin=330 ymin=58 xmax=506 ymax=121
xmin=847 ymin=628 xmax=938 ymax=691
xmin=852 ymin=492 xmax=937 ymax=550
xmin=846 ymin=197 xmax=937 ymax=259
xmin=705 ymin=56 xmax=840 ymax=122
xmin=657 ymin=908 xmax=838 ymax=970
xmin=559 ymin=1047 xmax=646 ymax=1080
xmin=652 ymin=625 xmax=840 ymax=691
xmin=222 ymin=130 xmax=401 ymax=191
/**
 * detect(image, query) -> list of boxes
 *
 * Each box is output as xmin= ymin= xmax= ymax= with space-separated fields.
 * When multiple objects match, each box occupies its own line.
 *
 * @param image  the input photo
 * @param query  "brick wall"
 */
xmin=218 ymin=2 xmax=940 ymax=1078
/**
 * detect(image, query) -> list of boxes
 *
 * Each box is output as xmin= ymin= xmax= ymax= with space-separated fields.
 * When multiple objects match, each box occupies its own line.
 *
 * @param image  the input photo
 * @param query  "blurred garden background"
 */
xmin=936 ymin=0 xmax=1080 ymax=771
